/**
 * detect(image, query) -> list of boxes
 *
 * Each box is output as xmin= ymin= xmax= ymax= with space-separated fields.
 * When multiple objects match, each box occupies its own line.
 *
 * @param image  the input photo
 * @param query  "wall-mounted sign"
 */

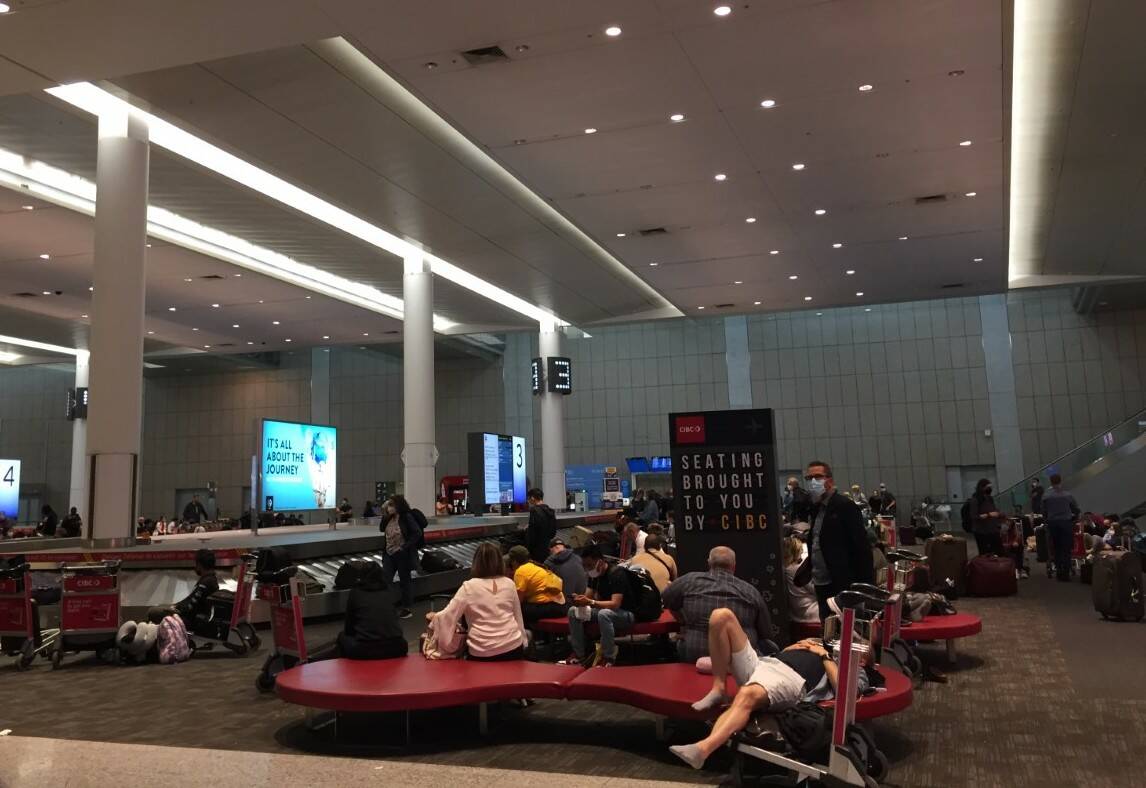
xmin=547 ymin=356 xmax=572 ymax=394
xmin=66 ymin=387 xmax=88 ymax=421
xmin=530 ymin=357 xmax=544 ymax=395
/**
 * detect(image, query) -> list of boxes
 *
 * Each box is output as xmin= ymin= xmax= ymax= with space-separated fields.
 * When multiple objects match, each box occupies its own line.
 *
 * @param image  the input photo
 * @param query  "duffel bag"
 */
xmin=966 ymin=555 xmax=1017 ymax=597
xmin=420 ymin=550 xmax=462 ymax=573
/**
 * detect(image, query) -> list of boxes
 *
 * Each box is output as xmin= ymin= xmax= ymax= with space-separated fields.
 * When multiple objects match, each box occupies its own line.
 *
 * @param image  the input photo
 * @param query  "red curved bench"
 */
xmin=532 ymin=609 xmax=680 ymax=636
xmin=275 ymin=657 xmax=585 ymax=712
xmin=785 ymin=613 xmax=982 ymax=664
xmin=564 ymin=663 xmax=911 ymax=722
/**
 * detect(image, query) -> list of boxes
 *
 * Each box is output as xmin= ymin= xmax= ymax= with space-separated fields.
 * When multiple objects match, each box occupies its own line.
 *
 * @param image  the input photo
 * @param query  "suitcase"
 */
xmin=897 ymin=526 xmax=917 ymax=546
xmin=1035 ymin=525 xmax=1049 ymax=563
xmin=966 ymin=555 xmax=1017 ymax=597
xmin=1092 ymin=550 xmax=1144 ymax=621
xmin=1080 ymin=559 xmax=1093 ymax=585
xmin=924 ymin=536 xmax=968 ymax=595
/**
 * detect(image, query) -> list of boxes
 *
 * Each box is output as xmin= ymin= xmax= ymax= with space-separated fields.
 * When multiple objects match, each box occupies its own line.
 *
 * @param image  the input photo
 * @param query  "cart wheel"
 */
xmin=19 ymin=640 xmax=35 ymax=670
xmin=247 ymin=633 xmax=262 ymax=651
xmin=869 ymin=749 xmax=890 ymax=783
xmin=225 ymin=640 xmax=250 ymax=657
xmin=255 ymin=671 xmax=276 ymax=693
xmin=50 ymin=649 xmax=62 ymax=670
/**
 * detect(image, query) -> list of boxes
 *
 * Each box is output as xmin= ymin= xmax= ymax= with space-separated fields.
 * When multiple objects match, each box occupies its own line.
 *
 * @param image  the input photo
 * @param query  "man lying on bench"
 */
xmin=669 ymin=607 xmax=868 ymax=770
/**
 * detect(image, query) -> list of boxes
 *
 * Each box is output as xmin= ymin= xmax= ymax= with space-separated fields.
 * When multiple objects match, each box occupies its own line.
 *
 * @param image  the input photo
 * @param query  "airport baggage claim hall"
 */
xmin=0 ymin=2 xmax=1144 ymax=787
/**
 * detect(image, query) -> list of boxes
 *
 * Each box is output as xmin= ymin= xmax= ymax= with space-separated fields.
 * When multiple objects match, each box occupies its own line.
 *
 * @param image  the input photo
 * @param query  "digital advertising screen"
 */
xmin=260 ymin=419 xmax=337 ymax=511
xmin=0 ymin=459 xmax=19 ymax=518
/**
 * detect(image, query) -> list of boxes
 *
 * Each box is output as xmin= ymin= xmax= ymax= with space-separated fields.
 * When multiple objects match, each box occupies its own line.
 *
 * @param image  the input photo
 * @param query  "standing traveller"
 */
xmin=525 ymin=488 xmax=558 ymax=563
xmin=969 ymin=478 xmax=1005 ymax=557
xmin=782 ymin=477 xmax=810 ymax=523
xmin=1028 ymin=478 xmax=1045 ymax=517
xmin=639 ymin=490 xmax=661 ymax=526
xmin=804 ymin=460 xmax=875 ymax=620
xmin=1041 ymin=474 xmax=1080 ymax=582
xmin=182 ymin=494 xmax=209 ymax=524
xmin=380 ymin=496 xmax=420 ymax=619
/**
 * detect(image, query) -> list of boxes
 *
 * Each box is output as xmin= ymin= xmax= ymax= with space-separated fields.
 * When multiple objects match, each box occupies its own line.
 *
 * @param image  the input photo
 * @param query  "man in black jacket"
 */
xmin=525 ymin=488 xmax=558 ymax=563
xmin=804 ymin=460 xmax=874 ymax=620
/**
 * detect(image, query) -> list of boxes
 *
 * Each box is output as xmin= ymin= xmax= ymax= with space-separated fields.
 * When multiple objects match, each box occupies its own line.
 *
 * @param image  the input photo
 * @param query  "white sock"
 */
xmin=690 ymin=688 xmax=729 ymax=712
xmin=669 ymin=743 xmax=707 ymax=770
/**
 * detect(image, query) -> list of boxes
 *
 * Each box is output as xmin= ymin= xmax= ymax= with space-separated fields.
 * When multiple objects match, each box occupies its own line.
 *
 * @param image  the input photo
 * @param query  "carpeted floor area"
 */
xmin=1 ymin=551 xmax=1143 ymax=787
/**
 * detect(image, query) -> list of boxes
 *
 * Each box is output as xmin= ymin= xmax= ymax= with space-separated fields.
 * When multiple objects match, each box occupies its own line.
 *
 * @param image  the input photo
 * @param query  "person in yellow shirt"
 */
xmin=630 ymin=534 xmax=677 ymax=592
xmin=507 ymin=545 xmax=566 ymax=626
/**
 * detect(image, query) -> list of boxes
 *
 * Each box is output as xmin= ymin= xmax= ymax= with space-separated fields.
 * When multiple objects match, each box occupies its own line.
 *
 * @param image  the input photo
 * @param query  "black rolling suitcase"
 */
xmin=1035 ymin=525 xmax=1049 ymax=563
xmin=1092 ymin=549 xmax=1144 ymax=621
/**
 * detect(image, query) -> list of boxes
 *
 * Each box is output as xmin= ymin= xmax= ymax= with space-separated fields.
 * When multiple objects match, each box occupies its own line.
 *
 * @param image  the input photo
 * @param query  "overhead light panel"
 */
xmin=714 ymin=5 xmax=732 ymax=16
xmin=745 ymin=217 xmax=757 ymax=223
xmin=605 ymin=25 xmax=622 ymax=37
xmin=770 ymin=250 xmax=780 ymax=255
xmin=803 ymin=296 xmax=812 ymax=301
xmin=832 ymin=243 xmax=843 ymax=249
xmin=858 ymin=84 xmax=873 ymax=92
xmin=38 ymin=253 xmax=50 ymax=260
xmin=760 ymin=99 xmax=776 ymax=108
xmin=959 ymin=140 xmax=973 ymax=146
xmin=670 ymin=113 xmax=685 ymax=122
xmin=788 ymin=275 xmax=798 ymax=280
xmin=584 ymin=128 xmax=597 ymax=134
xmin=714 ymin=173 xmax=727 ymax=181
xmin=792 ymin=163 xmax=805 ymax=171
xmin=965 ymin=191 xmax=977 ymax=197
xmin=814 ymin=209 xmax=826 ymax=216
xmin=0 ymin=334 xmax=83 ymax=357
xmin=0 ymin=351 xmax=21 ymax=364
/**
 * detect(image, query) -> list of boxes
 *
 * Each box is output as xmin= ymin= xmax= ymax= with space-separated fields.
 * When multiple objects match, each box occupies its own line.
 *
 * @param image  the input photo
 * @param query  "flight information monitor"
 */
xmin=0 ymin=459 xmax=19 ymax=518
xmin=468 ymin=432 xmax=527 ymax=510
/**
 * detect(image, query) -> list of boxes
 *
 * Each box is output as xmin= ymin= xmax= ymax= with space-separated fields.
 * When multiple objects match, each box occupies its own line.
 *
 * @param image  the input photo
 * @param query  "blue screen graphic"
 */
xmin=261 ymin=420 xmax=337 ymax=511
xmin=0 ymin=459 xmax=19 ymax=519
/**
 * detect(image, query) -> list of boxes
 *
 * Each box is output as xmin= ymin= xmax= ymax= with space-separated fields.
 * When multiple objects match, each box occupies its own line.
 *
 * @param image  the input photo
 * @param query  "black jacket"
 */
xmin=811 ymin=492 xmax=875 ymax=591
xmin=526 ymin=503 xmax=558 ymax=563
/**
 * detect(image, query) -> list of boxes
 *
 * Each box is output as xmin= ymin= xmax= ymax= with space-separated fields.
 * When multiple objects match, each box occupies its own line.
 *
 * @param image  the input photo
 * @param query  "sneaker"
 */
xmin=398 ymin=609 xmax=413 ymax=620
xmin=1014 ymin=569 xmax=1021 ymax=581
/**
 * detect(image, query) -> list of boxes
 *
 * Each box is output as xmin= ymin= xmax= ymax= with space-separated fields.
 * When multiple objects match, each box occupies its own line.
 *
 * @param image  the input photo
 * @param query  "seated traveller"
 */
xmin=669 ymin=608 xmax=867 ymax=770
xmin=630 ymin=534 xmax=677 ymax=592
xmin=507 ymin=545 xmax=566 ymax=626
xmin=661 ymin=546 xmax=771 ymax=664
xmin=148 ymin=548 xmax=219 ymax=630
xmin=428 ymin=542 xmax=526 ymax=661
xmin=783 ymin=536 xmax=819 ymax=624
xmin=544 ymin=537 xmax=587 ymax=597
xmin=563 ymin=544 xmax=638 ymax=667
xmin=314 ymin=561 xmax=407 ymax=660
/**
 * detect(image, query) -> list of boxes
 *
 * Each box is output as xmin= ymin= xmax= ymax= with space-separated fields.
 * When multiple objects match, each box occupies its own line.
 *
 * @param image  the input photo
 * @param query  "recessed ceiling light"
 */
xmin=21 ymin=205 xmax=33 ymax=210
xmin=41 ymin=290 xmax=51 ymax=296
xmin=515 ymin=44 xmax=531 ymax=53
xmin=616 ymin=232 xmax=626 ymax=237
xmin=865 ymin=308 xmax=872 ymax=312
xmin=233 ymin=273 xmax=241 ymax=278
xmin=898 ymin=236 xmax=908 ymax=240
xmin=272 ymin=320 xmax=280 ymax=325
xmin=754 ymin=301 xmax=762 ymax=305
xmin=362 ymin=332 xmax=370 ymax=337
xmin=232 ymin=324 xmax=240 ymax=328
xmin=959 ymin=140 xmax=973 ymax=146
xmin=714 ymin=173 xmax=727 ymax=181
xmin=670 ymin=113 xmax=685 ymax=122
xmin=145 ymin=243 xmax=152 ymax=248
xmin=973 ymin=257 xmax=984 ymax=262
xmin=424 ymin=61 xmax=438 ymax=70
xmin=792 ymin=163 xmax=805 ymax=171
xmin=649 ymin=262 xmax=658 ymax=267
xmin=965 ymin=191 xmax=977 ymax=197
xmin=305 ymin=296 xmax=311 ymax=300
xmin=167 ymin=306 xmax=176 ymax=312
xmin=816 ymin=312 xmax=823 ymax=316
xmin=814 ymin=209 xmax=826 ymax=216
xmin=760 ymin=99 xmax=776 ymax=108
xmin=147 ymin=331 xmax=154 ymax=335
xmin=247 ymin=341 xmax=254 ymax=345
xmin=856 ymin=291 xmax=864 ymax=297
xmin=734 ymin=280 xmax=743 ymax=285
xmin=770 ymin=250 xmax=780 ymax=255
xmin=584 ymin=128 xmax=597 ymax=134
xmin=38 ymin=253 xmax=50 ymax=260
xmin=81 ymin=314 xmax=88 ymax=318
xmin=211 ymin=303 xmax=220 ymax=308
xmin=804 ymin=296 xmax=812 ymax=301
xmin=258 ymin=300 xmax=264 ymax=304
xmin=832 ymin=243 xmax=843 ymax=249
xmin=858 ymin=84 xmax=873 ymax=92
xmin=788 ymin=274 xmax=798 ymax=280
xmin=88 ymin=286 xmax=94 ymax=291
xmin=284 ymin=339 xmax=292 ymax=343
xmin=0 ymin=5 xmax=9 ymax=15
xmin=697 ymin=306 xmax=705 ymax=310
xmin=846 ymin=269 xmax=856 ymax=275
xmin=714 ymin=5 xmax=732 ymax=16
xmin=605 ymin=25 xmax=622 ymax=37
xmin=203 ymin=345 xmax=211 ymax=349
xmin=746 ymin=217 xmax=757 ymax=223
xmin=322 ymin=335 xmax=330 ymax=340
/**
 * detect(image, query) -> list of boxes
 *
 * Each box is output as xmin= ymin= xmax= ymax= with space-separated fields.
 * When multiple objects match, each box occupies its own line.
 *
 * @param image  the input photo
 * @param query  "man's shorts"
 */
xmin=731 ymin=646 xmax=806 ymax=711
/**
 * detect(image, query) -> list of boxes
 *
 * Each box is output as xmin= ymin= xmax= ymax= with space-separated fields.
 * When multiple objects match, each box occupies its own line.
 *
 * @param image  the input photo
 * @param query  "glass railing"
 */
xmin=996 ymin=407 xmax=1146 ymax=515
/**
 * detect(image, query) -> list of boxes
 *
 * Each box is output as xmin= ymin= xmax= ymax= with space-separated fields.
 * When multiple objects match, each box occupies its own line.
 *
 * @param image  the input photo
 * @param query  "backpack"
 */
xmin=777 ymin=702 xmax=833 ymax=762
xmin=420 ymin=550 xmax=462 ymax=574
xmin=410 ymin=508 xmax=429 ymax=550
xmin=621 ymin=564 xmax=662 ymax=622
xmin=157 ymin=614 xmax=191 ymax=664
xmin=960 ymin=500 xmax=973 ymax=533
xmin=335 ymin=559 xmax=370 ymax=590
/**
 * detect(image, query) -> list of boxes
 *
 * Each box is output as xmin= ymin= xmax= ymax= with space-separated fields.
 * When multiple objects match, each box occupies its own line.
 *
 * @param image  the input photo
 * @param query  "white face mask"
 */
xmin=807 ymin=477 xmax=827 ymax=501
xmin=587 ymin=566 xmax=603 ymax=579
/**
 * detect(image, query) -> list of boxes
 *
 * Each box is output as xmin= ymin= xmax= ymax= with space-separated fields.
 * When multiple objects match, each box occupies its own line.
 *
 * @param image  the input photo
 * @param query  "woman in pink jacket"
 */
xmin=427 ymin=542 xmax=527 ymax=660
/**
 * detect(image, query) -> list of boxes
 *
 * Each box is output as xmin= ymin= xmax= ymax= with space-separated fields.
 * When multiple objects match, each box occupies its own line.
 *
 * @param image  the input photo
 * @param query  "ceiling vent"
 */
xmin=199 ymin=274 xmax=225 ymax=280
xmin=638 ymin=227 xmax=668 ymax=236
xmin=715 ymin=303 xmax=735 ymax=309
xmin=213 ymin=342 xmax=235 ymax=348
xmin=384 ymin=330 xmax=400 ymax=335
xmin=12 ymin=292 xmax=38 ymax=298
xmin=460 ymin=45 xmax=510 ymax=66
xmin=940 ymin=283 xmax=965 ymax=289
xmin=914 ymin=193 xmax=949 ymax=205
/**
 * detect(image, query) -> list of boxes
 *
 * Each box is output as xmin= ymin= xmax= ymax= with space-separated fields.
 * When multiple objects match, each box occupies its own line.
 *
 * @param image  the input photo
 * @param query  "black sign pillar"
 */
xmin=669 ymin=409 xmax=787 ymax=643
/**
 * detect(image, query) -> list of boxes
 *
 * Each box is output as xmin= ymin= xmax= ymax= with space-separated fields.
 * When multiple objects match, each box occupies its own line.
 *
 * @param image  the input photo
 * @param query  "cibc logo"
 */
xmin=675 ymin=415 xmax=706 ymax=444
xmin=75 ymin=577 xmax=103 ymax=589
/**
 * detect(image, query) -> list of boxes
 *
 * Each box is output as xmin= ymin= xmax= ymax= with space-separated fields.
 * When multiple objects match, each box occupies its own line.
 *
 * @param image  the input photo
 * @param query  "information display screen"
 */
xmin=260 ymin=419 xmax=337 ymax=511
xmin=0 ymin=459 xmax=19 ymax=518
xmin=650 ymin=456 xmax=672 ymax=472
xmin=547 ymin=356 xmax=572 ymax=394
xmin=469 ymin=433 xmax=527 ymax=507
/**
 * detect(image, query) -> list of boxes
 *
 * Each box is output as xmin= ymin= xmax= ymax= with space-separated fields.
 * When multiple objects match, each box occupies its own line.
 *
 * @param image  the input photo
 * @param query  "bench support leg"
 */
xmin=655 ymin=717 xmax=667 ymax=742
xmin=478 ymin=702 xmax=489 ymax=736
xmin=404 ymin=711 xmax=411 ymax=747
xmin=946 ymin=638 xmax=957 ymax=664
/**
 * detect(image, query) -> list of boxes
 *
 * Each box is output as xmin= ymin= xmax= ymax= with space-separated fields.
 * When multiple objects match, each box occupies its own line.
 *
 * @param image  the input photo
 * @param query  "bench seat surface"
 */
xmin=791 ymin=612 xmax=982 ymax=643
xmin=533 ymin=609 xmax=679 ymax=636
xmin=275 ymin=657 xmax=585 ymax=712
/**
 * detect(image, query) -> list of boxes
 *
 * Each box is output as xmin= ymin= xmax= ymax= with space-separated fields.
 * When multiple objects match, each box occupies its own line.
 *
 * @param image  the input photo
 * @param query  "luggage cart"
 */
xmin=52 ymin=560 xmax=122 ymax=669
xmin=188 ymin=552 xmax=261 ymax=655
xmin=1 ymin=559 xmax=59 ymax=670
xmin=731 ymin=588 xmax=892 ymax=787
xmin=254 ymin=566 xmax=308 ymax=692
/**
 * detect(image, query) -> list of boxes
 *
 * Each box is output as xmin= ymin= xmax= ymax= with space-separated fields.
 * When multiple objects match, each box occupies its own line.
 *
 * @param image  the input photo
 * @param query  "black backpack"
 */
xmin=410 ymin=508 xmax=429 ymax=550
xmin=420 ymin=550 xmax=462 ymax=574
xmin=622 ymin=564 xmax=662 ymax=622
xmin=335 ymin=559 xmax=371 ymax=590
xmin=960 ymin=500 xmax=973 ymax=533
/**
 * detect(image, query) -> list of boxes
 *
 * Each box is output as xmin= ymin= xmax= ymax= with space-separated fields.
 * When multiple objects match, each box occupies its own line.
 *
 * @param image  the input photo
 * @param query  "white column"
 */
xmin=67 ymin=350 xmax=90 ymax=518
xmin=539 ymin=320 xmax=566 ymax=506
xmin=402 ymin=252 xmax=437 ymax=512
xmin=86 ymin=110 xmax=149 ymax=546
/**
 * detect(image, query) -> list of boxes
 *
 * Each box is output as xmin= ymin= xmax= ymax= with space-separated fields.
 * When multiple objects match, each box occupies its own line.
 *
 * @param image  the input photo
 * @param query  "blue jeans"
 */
xmin=568 ymin=607 xmax=635 ymax=661
xmin=1048 ymin=520 xmax=1073 ymax=579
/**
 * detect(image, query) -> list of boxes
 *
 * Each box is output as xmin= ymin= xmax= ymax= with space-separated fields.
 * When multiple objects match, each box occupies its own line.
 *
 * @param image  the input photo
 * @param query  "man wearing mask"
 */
xmin=1028 ymin=478 xmax=1045 ymax=518
xmin=804 ymin=460 xmax=874 ymax=620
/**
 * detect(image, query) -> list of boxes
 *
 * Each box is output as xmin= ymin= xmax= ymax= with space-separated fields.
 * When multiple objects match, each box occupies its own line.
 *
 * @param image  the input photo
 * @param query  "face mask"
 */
xmin=807 ymin=478 xmax=827 ymax=501
xmin=587 ymin=567 xmax=603 ymax=579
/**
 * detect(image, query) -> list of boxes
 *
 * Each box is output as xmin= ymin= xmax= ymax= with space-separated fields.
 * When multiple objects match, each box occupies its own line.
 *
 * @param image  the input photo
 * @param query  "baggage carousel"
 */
xmin=0 ymin=511 xmax=618 ymax=621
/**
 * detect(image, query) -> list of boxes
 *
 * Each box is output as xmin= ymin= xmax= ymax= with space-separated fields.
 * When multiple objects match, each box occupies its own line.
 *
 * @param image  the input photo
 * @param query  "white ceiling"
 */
xmin=0 ymin=0 xmax=1017 ymax=358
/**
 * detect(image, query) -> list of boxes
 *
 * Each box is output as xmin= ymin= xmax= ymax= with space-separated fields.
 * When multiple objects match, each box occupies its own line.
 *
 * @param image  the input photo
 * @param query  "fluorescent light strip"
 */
xmin=0 ymin=351 xmax=22 ymax=364
xmin=0 ymin=148 xmax=454 ymax=331
xmin=47 ymin=80 xmax=569 ymax=327
xmin=0 ymin=334 xmax=82 ymax=357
